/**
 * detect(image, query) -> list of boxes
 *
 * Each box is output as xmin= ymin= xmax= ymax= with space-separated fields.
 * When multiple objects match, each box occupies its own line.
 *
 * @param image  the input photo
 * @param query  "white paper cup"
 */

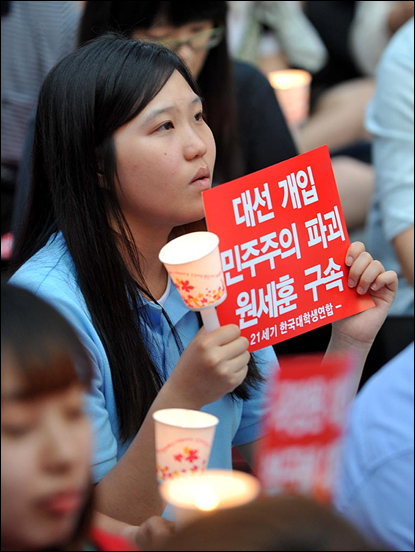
xmin=159 ymin=232 xmax=227 ymax=311
xmin=160 ymin=469 xmax=261 ymax=527
xmin=268 ymin=69 xmax=312 ymax=128
xmin=153 ymin=409 xmax=219 ymax=483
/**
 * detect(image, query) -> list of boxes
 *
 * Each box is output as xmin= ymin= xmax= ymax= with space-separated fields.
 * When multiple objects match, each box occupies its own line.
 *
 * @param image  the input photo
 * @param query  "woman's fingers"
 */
xmin=355 ymin=259 xmax=385 ymax=295
xmin=345 ymin=241 xmax=366 ymax=267
xmin=371 ymin=270 xmax=399 ymax=294
xmin=206 ymin=324 xmax=241 ymax=346
xmin=221 ymin=335 xmax=250 ymax=361
xmin=348 ymin=251 xmax=374 ymax=290
xmin=224 ymin=353 xmax=250 ymax=389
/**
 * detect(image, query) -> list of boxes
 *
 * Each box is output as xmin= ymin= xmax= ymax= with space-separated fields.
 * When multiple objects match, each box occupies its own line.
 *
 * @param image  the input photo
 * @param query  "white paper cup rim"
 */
xmin=153 ymin=408 xmax=219 ymax=429
xmin=159 ymin=232 xmax=219 ymax=266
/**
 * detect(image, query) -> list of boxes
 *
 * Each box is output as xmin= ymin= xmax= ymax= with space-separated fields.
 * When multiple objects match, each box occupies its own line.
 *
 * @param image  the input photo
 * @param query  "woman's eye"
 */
xmin=2 ymin=424 xmax=34 ymax=438
xmin=194 ymin=112 xmax=205 ymax=122
xmin=65 ymin=407 xmax=84 ymax=422
xmin=156 ymin=121 xmax=174 ymax=132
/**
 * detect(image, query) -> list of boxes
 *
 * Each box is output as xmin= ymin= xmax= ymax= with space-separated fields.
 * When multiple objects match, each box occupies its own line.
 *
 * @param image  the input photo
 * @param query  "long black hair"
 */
xmin=78 ymin=1 xmax=244 ymax=183
xmin=11 ymin=35 xmax=263 ymax=443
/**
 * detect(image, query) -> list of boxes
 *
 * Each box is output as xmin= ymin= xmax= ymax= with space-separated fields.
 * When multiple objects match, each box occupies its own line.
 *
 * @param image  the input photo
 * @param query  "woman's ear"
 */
xmin=97 ymin=167 xmax=105 ymax=187
xmin=96 ymin=152 xmax=104 ymax=175
xmin=96 ymin=149 xmax=106 ymax=185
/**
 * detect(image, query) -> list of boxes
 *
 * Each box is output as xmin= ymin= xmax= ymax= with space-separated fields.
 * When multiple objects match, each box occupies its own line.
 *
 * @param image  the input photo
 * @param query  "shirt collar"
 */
xmin=139 ymin=277 xmax=191 ymax=327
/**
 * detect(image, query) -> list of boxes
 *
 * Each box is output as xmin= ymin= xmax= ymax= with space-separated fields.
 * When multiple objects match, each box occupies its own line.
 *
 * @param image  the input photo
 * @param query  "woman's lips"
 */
xmin=37 ymin=491 xmax=84 ymax=516
xmin=190 ymin=167 xmax=210 ymax=184
xmin=190 ymin=176 xmax=211 ymax=190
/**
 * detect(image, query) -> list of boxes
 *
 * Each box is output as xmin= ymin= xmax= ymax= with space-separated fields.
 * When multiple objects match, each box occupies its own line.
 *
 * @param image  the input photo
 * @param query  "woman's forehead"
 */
xmin=1 ymin=356 xmax=24 ymax=399
xmin=1 ymin=350 xmax=83 ymax=404
xmin=139 ymin=71 xmax=200 ymax=116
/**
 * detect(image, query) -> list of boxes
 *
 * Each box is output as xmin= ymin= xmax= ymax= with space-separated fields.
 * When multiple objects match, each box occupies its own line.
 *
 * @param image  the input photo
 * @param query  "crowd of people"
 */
xmin=1 ymin=2 xmax=413 ymax=551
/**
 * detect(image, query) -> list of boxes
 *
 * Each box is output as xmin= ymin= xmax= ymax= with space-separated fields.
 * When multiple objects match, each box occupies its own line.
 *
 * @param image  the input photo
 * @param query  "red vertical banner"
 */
xmin=203 ymin=146 xmax=374 ymax=352
xmin=254 ymin=354 xmax=356 ymax=503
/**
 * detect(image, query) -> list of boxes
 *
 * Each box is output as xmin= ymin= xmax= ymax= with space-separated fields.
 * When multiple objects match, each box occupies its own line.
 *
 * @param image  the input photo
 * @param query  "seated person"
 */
xmin=365 ymin=17 xmax=414 ymax=317
xmin=10 ymin=35 xmax=398 ymax=527
xmin=335 ymin=342 xmax=414 ymax=551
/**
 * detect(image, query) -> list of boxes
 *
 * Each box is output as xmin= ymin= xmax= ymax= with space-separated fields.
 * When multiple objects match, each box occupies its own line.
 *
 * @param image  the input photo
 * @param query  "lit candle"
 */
xmin=159 ymin=232 xmax=227 ymax=333
xmin=153 ymin=409 xmax=219 ymax=484
xmin=268 ymin=69 xmax=312 ymax=128
xmin=160 ymin=470 xmax=261 ymax=527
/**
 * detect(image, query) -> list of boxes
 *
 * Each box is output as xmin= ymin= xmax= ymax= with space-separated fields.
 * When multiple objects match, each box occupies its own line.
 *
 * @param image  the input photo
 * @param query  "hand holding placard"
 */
xmin=203 ymin=146 xmax=375 ymax=351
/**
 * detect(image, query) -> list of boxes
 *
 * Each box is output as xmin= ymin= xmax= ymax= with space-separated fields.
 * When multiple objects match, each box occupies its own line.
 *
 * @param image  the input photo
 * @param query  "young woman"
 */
xmin=10 ymin=35 xmax=397 ymax=527
xmin=1 ymin=284 xmax=141 ymax=551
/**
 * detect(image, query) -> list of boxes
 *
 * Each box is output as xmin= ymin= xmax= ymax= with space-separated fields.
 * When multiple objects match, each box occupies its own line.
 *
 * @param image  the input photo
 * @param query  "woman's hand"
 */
xmin=164 ymin=324 xmax=250 ymax=410
xmin=122 ymin=516 xmax=175 ymax=549
xmin=93 ymin=511 xmax=175 ymax=549
xmin=331 ymin=242 xmax=398 ymax=349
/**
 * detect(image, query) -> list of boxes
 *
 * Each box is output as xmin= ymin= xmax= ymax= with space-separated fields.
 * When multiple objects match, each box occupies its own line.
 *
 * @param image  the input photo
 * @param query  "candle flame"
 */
xmin=192 ymin=483 xmax=220 ymax=512
xmin=268 ymin=70 xmax=311 ymax=90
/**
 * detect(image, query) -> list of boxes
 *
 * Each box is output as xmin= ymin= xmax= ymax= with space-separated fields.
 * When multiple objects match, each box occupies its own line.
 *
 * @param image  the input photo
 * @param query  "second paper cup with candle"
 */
xmin=159 ymin=232 xmax=227 ymax=333
xmin=153 ymin=408 xmax=219 ymax=483
xmin=160 ymin=470 xmax=261 ymax=527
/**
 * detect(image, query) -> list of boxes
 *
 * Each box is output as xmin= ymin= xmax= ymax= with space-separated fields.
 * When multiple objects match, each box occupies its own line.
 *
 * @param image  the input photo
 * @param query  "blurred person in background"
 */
xmin=227 ymin=1 xmax=373 ymax=156
xmin=365 ymin=18 xmax=414 ymax=318
xmin=1 ymin=1 xmax=82 ymax=246
xmin=361 ymin=17 xmax=414 ymax=381
xmin=301 ymin=1 xmax=413 ymax=154
xmin=350 ymin=1 xmax=415 ymax=77
xmin=227 ymin=1 xmax=377 ymax=231
xmin=228 ymin=2 xmax=413 ymax=225
xmin=335 ymin=342 xmax=414 ymax=551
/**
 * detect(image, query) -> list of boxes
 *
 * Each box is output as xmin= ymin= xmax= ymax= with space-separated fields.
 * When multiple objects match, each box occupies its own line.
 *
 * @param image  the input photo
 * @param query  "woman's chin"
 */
xmin=170 ymin=217 xmax=206 ymax=238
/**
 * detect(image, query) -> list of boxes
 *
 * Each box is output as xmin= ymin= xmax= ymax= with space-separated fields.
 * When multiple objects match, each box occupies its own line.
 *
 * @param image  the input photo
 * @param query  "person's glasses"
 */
xmin=152 ymin=27 xmax=225 ymax=52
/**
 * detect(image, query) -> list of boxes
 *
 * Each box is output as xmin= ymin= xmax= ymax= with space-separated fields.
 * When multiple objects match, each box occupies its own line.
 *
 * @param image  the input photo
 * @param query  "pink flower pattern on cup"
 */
xmin=173 ymin=278 xmax=226 ymax=309
xmin=157 ymin=446 xmax=208 ymax=481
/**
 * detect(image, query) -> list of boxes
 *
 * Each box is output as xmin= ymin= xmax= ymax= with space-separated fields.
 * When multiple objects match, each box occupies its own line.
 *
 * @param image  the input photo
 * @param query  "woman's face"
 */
xmin=133 ymin=20 xmax=214 ymax=78
xmin=113 ymin=70 xmax=216 ymax=232
xmin=1 ymin=365 xmax=91 ymax=551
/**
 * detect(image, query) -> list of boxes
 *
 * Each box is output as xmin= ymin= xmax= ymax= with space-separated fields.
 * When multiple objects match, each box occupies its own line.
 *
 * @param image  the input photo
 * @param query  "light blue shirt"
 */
xmin=335 ymin=343 xmax=414 ymax=551
xmin=365 ymin=19 xmax=414 ymax=316
xmin=10 ymin=232 xmax=278 ymax=483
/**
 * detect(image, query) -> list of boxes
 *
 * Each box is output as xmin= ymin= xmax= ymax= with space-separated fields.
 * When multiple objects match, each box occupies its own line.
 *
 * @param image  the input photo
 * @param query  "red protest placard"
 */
xmin=203 ymin=146 xmax=374 ymax=352
xmin=254 ymin=354 xmax=355 ymax=503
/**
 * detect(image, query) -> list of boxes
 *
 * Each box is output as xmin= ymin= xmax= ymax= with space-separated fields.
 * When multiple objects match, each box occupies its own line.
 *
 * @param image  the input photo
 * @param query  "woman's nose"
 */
xmin=183 ymin=129 xmax=208 ymax=160
xmin=42 ymin=420 xmax=80 ymax=473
